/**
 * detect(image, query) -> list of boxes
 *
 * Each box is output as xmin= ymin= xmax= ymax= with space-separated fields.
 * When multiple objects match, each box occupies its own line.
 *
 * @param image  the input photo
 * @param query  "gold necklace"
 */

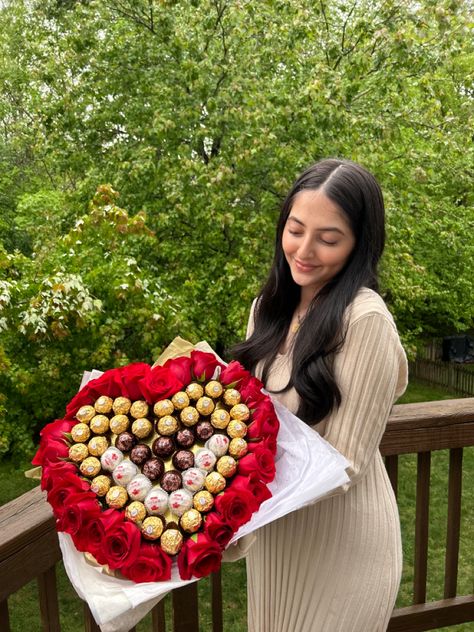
xmin=291 ymin=311 xmax=304 ymax=334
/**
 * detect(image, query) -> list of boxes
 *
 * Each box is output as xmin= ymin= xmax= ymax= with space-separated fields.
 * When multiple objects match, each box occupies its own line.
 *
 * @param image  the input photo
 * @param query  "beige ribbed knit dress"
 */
xmin=245 ymin=288 xmax=408 ymax=632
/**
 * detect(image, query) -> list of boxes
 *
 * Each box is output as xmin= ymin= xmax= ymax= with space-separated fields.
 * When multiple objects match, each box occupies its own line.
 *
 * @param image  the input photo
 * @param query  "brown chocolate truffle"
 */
xmin=172 ymin=449 xmax=195 ymax=471
xmin=175 ymin=428 xmax=195 ymax=448
xmin=161 ymin=470 xmax=182 ymax=493
xmin=130 ymin=443 xmax=152 ymax=466
xmin=142 ymin=457 xmax=165 ymax=481
xmin=152 ymin=435 xmax=175 ymax=458
xmin=196 ymin=420 xmax=214 ymax=441
xmin=115 ymin=431 xmax=137 ymax=452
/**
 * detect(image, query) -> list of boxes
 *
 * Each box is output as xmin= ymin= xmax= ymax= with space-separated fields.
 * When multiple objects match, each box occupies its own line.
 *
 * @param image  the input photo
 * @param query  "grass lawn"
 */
xmin=1 ymin=378 xmax=472 ymax=631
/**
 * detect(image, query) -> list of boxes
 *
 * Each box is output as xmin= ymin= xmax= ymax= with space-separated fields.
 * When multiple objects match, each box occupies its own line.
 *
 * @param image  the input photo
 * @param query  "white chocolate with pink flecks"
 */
xmin=205 ymin=434 xmax=229 ymax=457
xmin=144 ymin=488 xmax=169 ymax=515
xmin=100 ymin=447 xmax=124 ymax=472
xmin=181 ymin=467 xmax=206 ymax=493
xmin=168 ymin=489 xmax=193 ymax=516
xmin=126 ymin=474 xmax=153 ymax=501
xmin=112 ymin=460 xmax=138 ymax=486
xmin=194 ymin=448 xmax=217 ymax=471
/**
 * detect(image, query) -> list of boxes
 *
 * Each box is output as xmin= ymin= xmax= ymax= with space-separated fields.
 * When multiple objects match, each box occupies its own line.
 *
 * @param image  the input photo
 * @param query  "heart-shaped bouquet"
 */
xmin=33 ymin=350 xmax=279 ymax=583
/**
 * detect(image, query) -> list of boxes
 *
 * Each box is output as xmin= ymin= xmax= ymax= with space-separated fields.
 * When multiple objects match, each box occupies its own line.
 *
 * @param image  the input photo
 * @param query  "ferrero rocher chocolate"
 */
xmin=130 ymin=443 xmax=152 ymax=465
xmin=125 ymin=501 xmax=147 ymax=523
xmin=80 ymin=456 xmax=101 ymax=478
xmin=90 ymin=474 xmax=111 ymax=497
xmin=193 ymin=490 xmax=214 ymax=512
xmin=205 ymin=380 xmax=224 ymax=398
xmin=180 ymin=509 xmax=202 ymax=533
xmin=152 ymin=435 xmax=175 ymax=457
xmin=216 ymin=455 xmax=237 ymax=478
xmin=171 ymin=391 xmax=189 ymax=410
xmin=115 ymin=431 xmax=137 ymax=452
xmin=223 ymin=388 xmax=241 ymax=406
xmin=172 ymin=449 xmax=194 ymax=471
xmin=131 ymin=417 xmax=153 ymax=439
xmin=76 ymin=405 xmax=96 ymax=423
xmin=228 ymin=437 xmax=248 ymax=459
xmin=106 ymin=485 xmax=128 ymax=508
xmin=153 ymin=399 xmax=174 ymax=417
xmin=160 ymin=528 xmax=183 ymax=555
xmin=88 ymin=435 xmax=108 ymax=457
xmin=175 ymin=428 xmax=195 ymax=448
xmin=196 ymin=396 xmax=214 ymax=416
xmin=180 ymin=406 xmax=199 ymax=427
xmin=227 ymin=419 xmax=247 ymax=439
xmin=210 ymin=408 xmax=230 ymax=429
xmin=142 ymin=457 xmax=165 ymax=481
xmin=69 ymin=442 xmax=89 ymax=462
xmin=130 ymin=400 xmax=149 ymax=419
xmin=110 ymin=414 xmax=129 ymax=435
xmin=157 ymin=415 xmax=178 ymax=436
xmin=205 ymin=471 xmax=226 ymax=494
xmin=185 ymin=382 xmax=204 ymax=400
xmin=94 ymin=395 xmax=113 ymax=414
xmin=142 ymin=516 xmax=164 ymax=540
xmin=71 ymin=423 xmax=91 ymax=443
xmin=230 ymin=403 xmax=250 ymax=422
xmin=112 ymin=396 xmax=131 ymax=415
xmin=90 ymin=414 xmax=110 ymax=435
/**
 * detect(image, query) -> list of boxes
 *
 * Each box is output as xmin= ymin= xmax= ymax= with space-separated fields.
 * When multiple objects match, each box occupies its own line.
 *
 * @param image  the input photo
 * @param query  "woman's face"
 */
xmin=282 ymin=189 xmax=356 ymax=299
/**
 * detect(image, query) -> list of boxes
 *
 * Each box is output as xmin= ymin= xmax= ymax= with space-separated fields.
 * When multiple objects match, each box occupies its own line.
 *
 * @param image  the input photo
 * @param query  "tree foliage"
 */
xmin=0 ymin=0 xmax=473 ymax=459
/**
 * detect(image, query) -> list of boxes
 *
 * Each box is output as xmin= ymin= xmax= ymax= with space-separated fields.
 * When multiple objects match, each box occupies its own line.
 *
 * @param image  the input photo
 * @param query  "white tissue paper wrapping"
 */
xmin=60 ymin=371 xmax=350 ymax=632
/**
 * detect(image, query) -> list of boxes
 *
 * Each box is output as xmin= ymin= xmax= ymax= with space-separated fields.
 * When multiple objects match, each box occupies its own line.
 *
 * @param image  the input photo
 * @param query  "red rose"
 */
xmin=219 ymin=361 xmax=249 ymax=388
xmin=119 ymin=363 xmax=151 ymax=401
xmin=177 ymin=533 xmax=222 ymax=580
xmin=72 ymin=509 xmax=124 ymax=565
xmin=237 ymin=446 xmax=276 ymax=483
xmin=47 ymin=471 xmax=90 ymax=516
xmin=41 ymin=461 xmax=77 ymax=492
xmin=32 ymin=419 xmax=75 ymax=466
xmin=122 ymin=543 xmax=172 ymax=582
xmin=57 ymin=492 xmax=101 ymax=535
xmin=139 ymin=365 xmax=183 ymax=403
xmin=190 ymin=350 xmax=222 ymax=381
xmin=239 ymin=376 xmax=265 ymax=407
xmin=204 ymin=512 xmax=235 ymax=549
xmin=163 ymin=356 xmax=192 ymax=385
xmin=103 ymin=521 xmax=142 ymax=570
xmin=229 ymin=473 xmax=272 ymax=506
xmin=214 ymin=489 xmax=257 ymax=529
xmin=247 ymin=398 xmax=279 ymax=441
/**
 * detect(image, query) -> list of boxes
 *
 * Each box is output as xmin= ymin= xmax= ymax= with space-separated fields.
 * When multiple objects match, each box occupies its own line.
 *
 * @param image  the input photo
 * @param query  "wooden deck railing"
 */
xmin=1 ymin=398 xmax=473 ymax=632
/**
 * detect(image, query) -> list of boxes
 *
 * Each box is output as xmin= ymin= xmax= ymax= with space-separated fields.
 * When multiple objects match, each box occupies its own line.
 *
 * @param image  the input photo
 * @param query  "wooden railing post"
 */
xmin=444 ymin=447 xmax=463 ymax=598
xmin=414 ymin=451 xmax=431 ymax=604
xmin=0 ymin=599 xmax=10 ymax=632
xmin=37 ymin=566 xmax=60 ymax=632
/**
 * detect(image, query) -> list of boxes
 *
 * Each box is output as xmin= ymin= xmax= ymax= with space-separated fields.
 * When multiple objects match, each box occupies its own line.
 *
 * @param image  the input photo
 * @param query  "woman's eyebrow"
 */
xmin=287 ymin=216 xmax=345 ymax=234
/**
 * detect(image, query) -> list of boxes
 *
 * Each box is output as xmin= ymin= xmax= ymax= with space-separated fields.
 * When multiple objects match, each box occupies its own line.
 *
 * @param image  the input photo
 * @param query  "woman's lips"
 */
xmin=294 ymin=259 xmax=318 ymax=272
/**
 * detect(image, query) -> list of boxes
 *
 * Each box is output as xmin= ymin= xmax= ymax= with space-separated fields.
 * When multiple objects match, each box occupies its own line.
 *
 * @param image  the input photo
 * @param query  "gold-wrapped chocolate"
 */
xmin=205 ymin=471 xmax=226 ymax=494
xmin=76 ymin=405 xmax=96 ymax=423
xmin=130 ymin=400 xmax=149 ymax=419
xmin=172 ymin=391 xmax=189 ymax=410
xmin=69 ymin=443 xmax=89 ymax=462
xmin=193 ymin=490 xmax=214 ymax=512
xmin=88 ymin=435 xmax=109 ymax=457
xmin=142 ymin=516 xmax=164 ymax=540
xmin=185 ymin=383 xmax=204 ymax=400
xmin=160 ymin=528 xmax=183 ymax=555
xmin=210 ymin=408 xmax=230 ymax=429
xmin=80 ymin=456 xmax=101 ymax=478
xmin=196 ymin=396 xmax=214 ymax=416
xmin=90 ymin=414 xmax=110 ymax=435
xmin=106 ymin=485 xmax=128 ymax=508
xmin=131 ymin=417 xmax=153 ymax=438
xmin=205 ymin=380 xmax=224 ymax=399
xmin=157 ymin=415 xmax=178 ymax=436
xmin=110 ymin=414 xmax=130 ymax=435
xmin=223 ymin=388 xmax=241 ymax=406
xmin=180 ymin=509 xmax=202 ymax=533
xmin=227 ymin=419 xmax=247 ymax=439
xmin=216 ymin=455 xmax=237 ymax=478
xmin=71 ymin=422 xmax=91 ymax=443
xmin=112 ymin=396 xmax=132 ymax=415
xmin=94 ymin=395 xmax=113 ymax=414
xmin=230 ymin=403 xmax=250 ymax=421
xmin=90 ymin=474 xmax=111 ymax=496
xmin=153 ymin=399 xmax=174 ymax=417
xmin=125 ymin=501 xmax=147 ymax=523
xmin=180 ymin=406 xmax=199 ymax=427
xmin=229 ymin=437 xmax=248 ymax=459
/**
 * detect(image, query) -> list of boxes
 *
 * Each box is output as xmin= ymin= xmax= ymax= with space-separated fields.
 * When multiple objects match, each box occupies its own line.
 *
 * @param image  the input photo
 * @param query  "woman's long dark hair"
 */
xmin=232 ymin=158 xmax=386 ymax=425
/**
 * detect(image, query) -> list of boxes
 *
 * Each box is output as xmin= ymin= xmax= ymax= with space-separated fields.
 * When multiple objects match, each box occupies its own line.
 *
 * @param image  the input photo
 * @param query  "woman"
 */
xmin=230 ymin=159 xmax=408 ymax=631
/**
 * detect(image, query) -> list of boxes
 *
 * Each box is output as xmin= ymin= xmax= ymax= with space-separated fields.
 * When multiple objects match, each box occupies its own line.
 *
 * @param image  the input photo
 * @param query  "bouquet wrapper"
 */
xmin=58 ymin=340 xmax=350 ymax=632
